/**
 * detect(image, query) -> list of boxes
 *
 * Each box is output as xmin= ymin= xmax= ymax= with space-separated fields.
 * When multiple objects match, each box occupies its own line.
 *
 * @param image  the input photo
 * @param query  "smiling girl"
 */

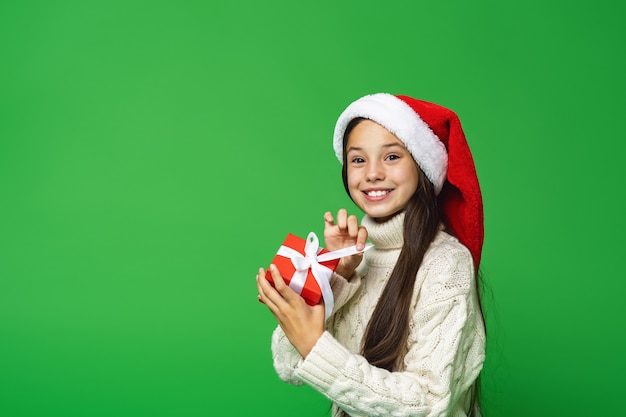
xmin=256 ymin=93 xmax=486 ymax=417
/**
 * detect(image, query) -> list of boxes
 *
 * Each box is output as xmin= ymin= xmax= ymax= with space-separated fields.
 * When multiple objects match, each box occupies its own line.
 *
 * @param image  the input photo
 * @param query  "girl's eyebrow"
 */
xmin=347 ymin=143 xmax=406 ymax=153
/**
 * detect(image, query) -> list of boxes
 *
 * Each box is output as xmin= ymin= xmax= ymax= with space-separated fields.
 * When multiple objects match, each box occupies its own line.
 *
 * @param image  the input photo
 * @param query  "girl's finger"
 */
xmin=336 ymin=208 xmax=348 ymax=230
xmin=347 ymin=214 xmax=359 ymax=237
xmin=356 ymin=226 xmax=368 ymax=251
xmin=257 ymin=265 xmax=295 ymax=311
xmin=257 ymin=267 xmax=289 ymax=307
xmin=323 ymin=211 xmax=335 ymax=228
xmin=268 ymin=264 xmax=298 ymax=303
xmin=257 ymin=270 xmax=280 ymax=312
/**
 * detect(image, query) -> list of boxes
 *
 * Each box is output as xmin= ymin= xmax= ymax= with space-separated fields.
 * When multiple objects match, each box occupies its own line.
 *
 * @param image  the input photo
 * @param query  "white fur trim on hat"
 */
xmin=333 ymin=93 xmax=448 ymax=194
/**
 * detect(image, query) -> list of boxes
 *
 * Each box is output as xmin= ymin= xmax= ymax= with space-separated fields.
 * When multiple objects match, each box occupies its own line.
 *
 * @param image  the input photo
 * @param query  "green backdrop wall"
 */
xmin=1 ymin=1 xmax=624 ymax=416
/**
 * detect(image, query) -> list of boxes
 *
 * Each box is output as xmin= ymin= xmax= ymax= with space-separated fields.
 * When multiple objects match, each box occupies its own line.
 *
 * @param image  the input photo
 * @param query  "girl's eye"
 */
xmin=386 ymin=154 xmax=400 ymax=161
xmin=351 ymin=157 xmax=365 ymax=164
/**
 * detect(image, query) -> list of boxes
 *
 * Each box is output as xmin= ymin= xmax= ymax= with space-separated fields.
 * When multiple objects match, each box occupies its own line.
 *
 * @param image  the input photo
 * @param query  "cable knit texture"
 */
xmin=271 ymin=212 xmax=485 ymax=417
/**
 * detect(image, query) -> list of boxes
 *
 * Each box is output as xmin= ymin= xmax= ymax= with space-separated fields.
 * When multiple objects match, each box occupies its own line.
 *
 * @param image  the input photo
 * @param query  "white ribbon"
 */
xmin=276 ymin=232 xmax=372 ymax=320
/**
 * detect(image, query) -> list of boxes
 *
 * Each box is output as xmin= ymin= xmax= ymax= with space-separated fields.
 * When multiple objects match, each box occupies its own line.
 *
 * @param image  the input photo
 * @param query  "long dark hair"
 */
xmin=341 ymin=117 xmax=484 ymax=414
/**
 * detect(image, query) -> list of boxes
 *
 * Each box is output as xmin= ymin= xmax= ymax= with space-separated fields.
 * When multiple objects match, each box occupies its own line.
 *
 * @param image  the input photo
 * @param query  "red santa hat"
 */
xmin=333 ymin=93 xmax=484 ymax=269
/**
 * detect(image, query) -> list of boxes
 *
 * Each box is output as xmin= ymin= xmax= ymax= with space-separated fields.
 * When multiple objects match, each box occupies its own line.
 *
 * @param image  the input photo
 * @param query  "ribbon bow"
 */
xmin=276 ymin=232 xmax=372 ymax=320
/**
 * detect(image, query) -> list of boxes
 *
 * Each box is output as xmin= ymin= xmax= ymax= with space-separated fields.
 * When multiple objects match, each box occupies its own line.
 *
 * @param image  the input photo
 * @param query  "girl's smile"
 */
xmin=363 ymin=188 xmax=393 ymax=200
xmin=346 ymin=120 xmax=419 ymax=221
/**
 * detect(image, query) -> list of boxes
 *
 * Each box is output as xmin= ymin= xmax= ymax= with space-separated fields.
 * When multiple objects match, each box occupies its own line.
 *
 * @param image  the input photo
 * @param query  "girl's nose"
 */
xmin=366 ymin=161 xmax=384 ymax=182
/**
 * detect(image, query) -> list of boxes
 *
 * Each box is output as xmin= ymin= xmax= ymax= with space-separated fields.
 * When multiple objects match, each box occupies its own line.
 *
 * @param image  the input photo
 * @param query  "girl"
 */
xmin=256 ymin=93 xmax=486 ymax=417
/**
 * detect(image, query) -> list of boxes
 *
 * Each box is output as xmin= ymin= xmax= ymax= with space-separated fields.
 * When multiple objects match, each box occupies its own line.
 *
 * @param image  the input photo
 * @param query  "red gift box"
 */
xmin=266 ymin=233 xmax=340 ymax=306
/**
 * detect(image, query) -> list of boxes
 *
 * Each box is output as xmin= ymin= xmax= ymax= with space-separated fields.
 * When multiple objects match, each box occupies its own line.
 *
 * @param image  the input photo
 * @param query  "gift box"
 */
xmin=265 ymin=232 xmax=371 ymax=320
xmin=265 ymin=232 xmax=340 ymax=307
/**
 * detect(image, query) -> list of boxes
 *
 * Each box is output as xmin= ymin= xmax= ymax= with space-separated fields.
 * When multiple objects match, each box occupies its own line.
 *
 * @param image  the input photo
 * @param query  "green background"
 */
xmin=1 ymin=1 xmax=624 ymax=416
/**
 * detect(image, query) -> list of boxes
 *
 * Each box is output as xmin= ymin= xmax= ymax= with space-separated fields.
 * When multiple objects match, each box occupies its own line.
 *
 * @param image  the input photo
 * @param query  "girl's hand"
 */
xmin=256 ymin=264 xmax=325 ymax=358
xmin=323 ymin=209 xmax=368 ymax=279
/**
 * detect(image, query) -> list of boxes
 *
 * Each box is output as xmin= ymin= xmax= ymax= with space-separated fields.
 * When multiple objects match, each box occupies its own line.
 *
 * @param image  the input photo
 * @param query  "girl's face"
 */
xmin=346 ymin=119 xmax=419 ymax=222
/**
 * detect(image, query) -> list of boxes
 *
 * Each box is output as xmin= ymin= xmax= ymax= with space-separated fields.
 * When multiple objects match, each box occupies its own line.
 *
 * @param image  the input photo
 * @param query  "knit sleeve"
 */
xmin=270 ymin=326 xmax=304 ymax=385
xmin=293 ymin=245 xmax=485 ymax=417
xmin=330 ymin=270 xmax=363 ymax=312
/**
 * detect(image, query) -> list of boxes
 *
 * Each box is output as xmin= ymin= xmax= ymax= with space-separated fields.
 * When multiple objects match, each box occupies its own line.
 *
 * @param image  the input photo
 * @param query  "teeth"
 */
xmin=367 ymin=190 xmax=389 ymax=197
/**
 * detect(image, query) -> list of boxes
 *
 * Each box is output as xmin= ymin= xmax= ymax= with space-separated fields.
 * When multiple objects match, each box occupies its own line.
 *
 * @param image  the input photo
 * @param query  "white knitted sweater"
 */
xmin=271 ymin=212 xmax=485 ymax=417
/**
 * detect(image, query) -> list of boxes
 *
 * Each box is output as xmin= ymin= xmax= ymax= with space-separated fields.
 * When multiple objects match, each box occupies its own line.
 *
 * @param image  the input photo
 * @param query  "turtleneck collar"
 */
xmin=361 ymin=212 xmax=405 ymax=250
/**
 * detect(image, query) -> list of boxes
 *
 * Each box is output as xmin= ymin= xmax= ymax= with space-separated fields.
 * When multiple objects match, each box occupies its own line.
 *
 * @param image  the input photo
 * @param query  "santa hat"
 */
xmin=333 ymin=93 xmax=484 ymax=269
